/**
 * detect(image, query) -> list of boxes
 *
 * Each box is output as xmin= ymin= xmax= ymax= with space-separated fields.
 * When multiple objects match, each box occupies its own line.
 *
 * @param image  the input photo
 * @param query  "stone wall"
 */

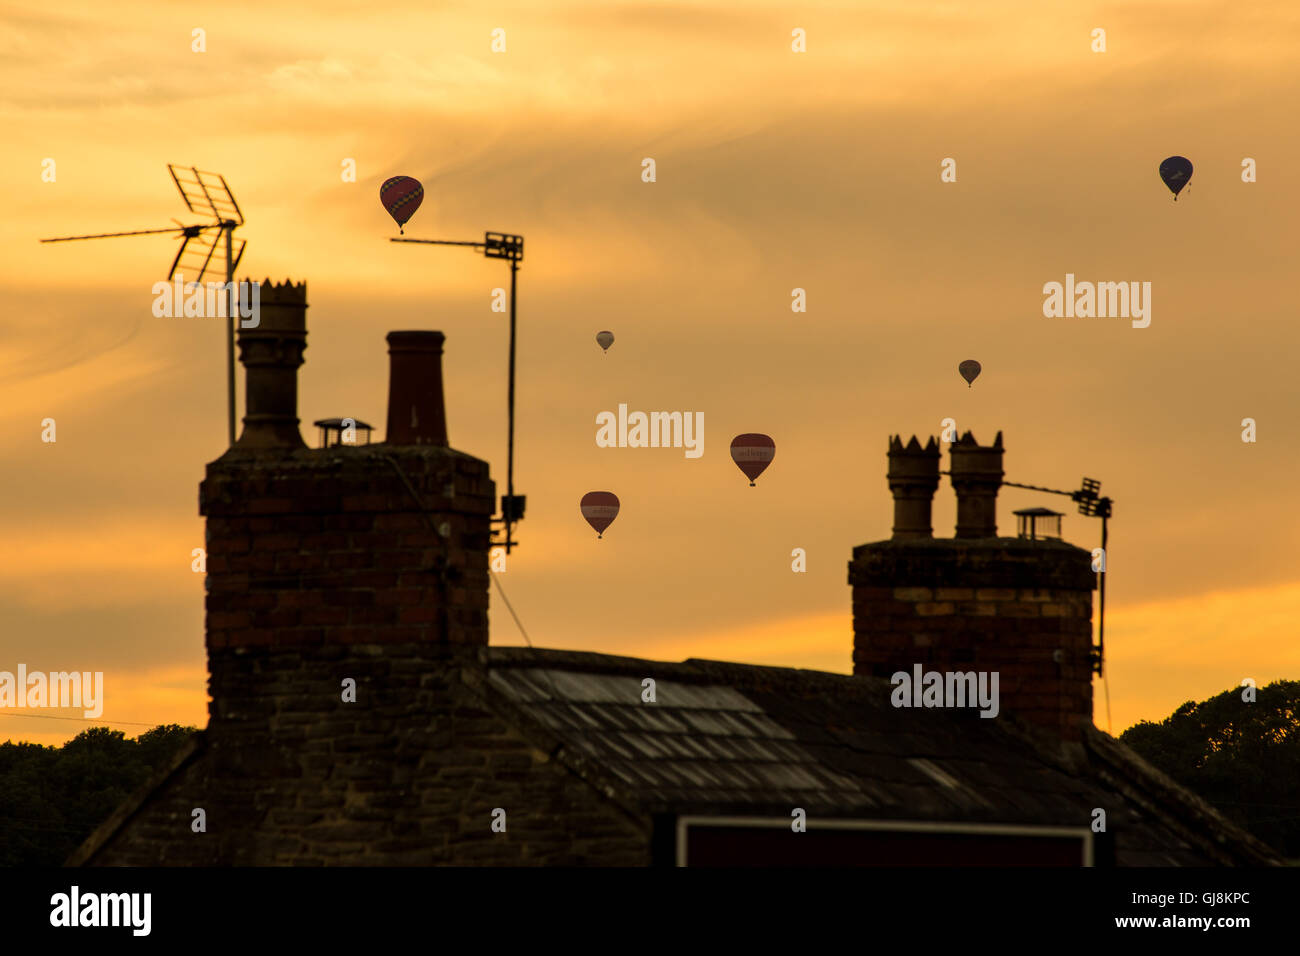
xmin=88 ymin=649 xmax=650 ymax=866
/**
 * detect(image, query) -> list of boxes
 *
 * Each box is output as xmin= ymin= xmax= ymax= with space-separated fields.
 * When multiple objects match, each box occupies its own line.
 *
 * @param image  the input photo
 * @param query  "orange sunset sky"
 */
xmin=2 ymin=0 xmax=1298 ymax=746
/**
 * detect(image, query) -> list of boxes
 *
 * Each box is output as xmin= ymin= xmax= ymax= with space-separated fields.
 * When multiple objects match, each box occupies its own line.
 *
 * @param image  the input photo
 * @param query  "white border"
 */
xmin=675 ymin=815 xmax=1094 ymax=866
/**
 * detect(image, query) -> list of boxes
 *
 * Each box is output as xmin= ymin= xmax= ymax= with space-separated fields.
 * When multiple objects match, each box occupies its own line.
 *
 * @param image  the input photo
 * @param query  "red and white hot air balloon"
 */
xmin=730 ymin=434 xmax=775 ymax=487
xmin=580 ymin=491 xmax=620 ymax=538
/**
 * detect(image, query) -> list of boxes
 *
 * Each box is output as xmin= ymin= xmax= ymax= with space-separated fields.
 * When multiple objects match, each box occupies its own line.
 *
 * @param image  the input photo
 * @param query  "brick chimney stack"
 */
xmin=850 ymin=431 xmax=1096 ymax=743
xmin=887 ymin=435 xmax=940 ymax=539
xmin=200 ymin=281 xmax=495 ymax=735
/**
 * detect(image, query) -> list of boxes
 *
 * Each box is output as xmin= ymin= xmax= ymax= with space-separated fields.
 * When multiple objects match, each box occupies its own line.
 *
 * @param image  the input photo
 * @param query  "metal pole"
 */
xmin=225 ymin=223 xmax=236 ymax=446
xmin=506 ymin=257 xmax=518 ymax=552
xmin=1096 ymin=514 xmax=1108 ymax=676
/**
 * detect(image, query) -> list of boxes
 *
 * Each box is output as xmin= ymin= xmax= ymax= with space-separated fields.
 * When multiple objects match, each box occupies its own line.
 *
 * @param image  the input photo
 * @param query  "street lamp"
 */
xmin=391 ymin=231 xmax=526 ymax=553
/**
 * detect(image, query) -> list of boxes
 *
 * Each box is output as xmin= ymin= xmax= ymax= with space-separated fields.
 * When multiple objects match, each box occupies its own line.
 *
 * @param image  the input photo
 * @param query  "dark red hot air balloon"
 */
xmin=580 ymin=491 xmax=620 ymax=538
xmin=730 ymin=434 xmax=775 ymax=486
xmin=380 ymin=176 xmax=424 ymax=233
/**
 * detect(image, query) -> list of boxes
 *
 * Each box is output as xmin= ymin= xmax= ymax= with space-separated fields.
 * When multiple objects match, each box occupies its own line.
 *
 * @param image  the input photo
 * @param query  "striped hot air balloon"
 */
xmin=730 ymin=434 xmax=775 ymax=486
xmin=580 ymin=491 xmax=620 ymax=538
xmin=380 ymin=176 xmax=424 ymax=234
xmin=959 ymin=359 xmax=981 ymax=387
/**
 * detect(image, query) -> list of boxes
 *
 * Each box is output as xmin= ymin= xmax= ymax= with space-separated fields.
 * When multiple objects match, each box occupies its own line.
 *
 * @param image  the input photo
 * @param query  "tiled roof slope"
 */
xmin=480 ymin=647 xmax=1282 ymax=866
xmin=69 ymin=645 xmax=1283 ymax=866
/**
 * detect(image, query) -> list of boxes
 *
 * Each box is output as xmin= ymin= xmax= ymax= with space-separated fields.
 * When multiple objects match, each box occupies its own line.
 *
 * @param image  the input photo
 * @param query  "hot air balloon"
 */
xmin=380 ymin=176 xmax=424 ymax=233
xmin=596 ymin=331 xmax=614 ymax=352
xmin=580 ymin=491 xmax=620 ymax=538
xmin=730 ymin=434 xmax=775 ymax=487
xmin=1158 ymin=156 xmax=1193 ymax=201
xmin=959 ymin=360 xmax=981 ymax=388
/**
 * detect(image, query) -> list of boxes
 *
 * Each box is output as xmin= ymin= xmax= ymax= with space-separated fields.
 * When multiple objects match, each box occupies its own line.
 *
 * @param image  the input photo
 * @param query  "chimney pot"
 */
xmin=852 ymin=428 xmax=1096 ymax=743
xmin=234 ymin=278 xmax=307 ymax=450
xmin=887 ymin=434 xmax=940 ymax=539
xmin=386 ymin=331 xmax=448 ymax=446
xmin=949 ymin=431 xmax=1003 ymax=538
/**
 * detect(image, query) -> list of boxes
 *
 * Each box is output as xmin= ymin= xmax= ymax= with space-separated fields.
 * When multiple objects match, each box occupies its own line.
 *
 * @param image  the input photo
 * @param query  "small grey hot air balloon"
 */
xmin=596 ymin=330 xmax=614 ymax=352
xmin=959 ymin=360 xmax=981 ymax=388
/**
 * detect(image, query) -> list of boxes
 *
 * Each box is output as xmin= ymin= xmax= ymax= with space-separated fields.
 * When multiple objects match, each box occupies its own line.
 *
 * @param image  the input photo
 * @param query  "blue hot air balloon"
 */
xmin=1158 ymin=156 xmax=1193 ymax=201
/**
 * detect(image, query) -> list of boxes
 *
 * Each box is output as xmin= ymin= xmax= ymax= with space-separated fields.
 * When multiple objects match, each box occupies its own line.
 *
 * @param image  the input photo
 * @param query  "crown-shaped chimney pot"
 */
xmin=887 ymin=434 xmax=941 ymax=539
xmin=852 ymin=428 xmax=1096 ymax=743
xmin=949 ymin=430 xmax=1003 ymax=538
xmin=233 ymin=278 xmax=307 ymax=450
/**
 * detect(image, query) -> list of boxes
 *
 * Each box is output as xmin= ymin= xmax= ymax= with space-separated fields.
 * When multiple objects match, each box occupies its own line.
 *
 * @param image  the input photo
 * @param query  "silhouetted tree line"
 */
xmin=0 ymin=724 xmax=195 ymax=866
xmin=1121 ymin=680 xmax=1300 ymax=860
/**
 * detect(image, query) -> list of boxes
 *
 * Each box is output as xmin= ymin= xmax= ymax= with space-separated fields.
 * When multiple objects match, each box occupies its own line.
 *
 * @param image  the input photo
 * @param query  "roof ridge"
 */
xmin=66 ymin=731 xmax=208 ymax=866
xmin=1081 ymin=724 xmax=1284 ymax=865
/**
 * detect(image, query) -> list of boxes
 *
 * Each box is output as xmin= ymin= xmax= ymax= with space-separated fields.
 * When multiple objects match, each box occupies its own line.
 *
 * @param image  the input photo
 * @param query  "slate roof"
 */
xmin=69 ymin=644 xmax=1284 ymax=867
xmin=481 ymin=647 xmax=1283 ymax=866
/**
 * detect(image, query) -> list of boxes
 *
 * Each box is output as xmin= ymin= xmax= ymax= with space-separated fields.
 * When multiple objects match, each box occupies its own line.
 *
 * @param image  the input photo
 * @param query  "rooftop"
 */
xmin=477 ymin=647 xmax=1276 ymax=865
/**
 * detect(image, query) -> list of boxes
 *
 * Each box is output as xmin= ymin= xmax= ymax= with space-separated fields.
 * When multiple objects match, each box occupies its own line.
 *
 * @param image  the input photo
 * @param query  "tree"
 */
xmin=1120 ymin=680 xmax=1300 ymax=859
xmin=0 ymin=724 xmax=196 ymax=866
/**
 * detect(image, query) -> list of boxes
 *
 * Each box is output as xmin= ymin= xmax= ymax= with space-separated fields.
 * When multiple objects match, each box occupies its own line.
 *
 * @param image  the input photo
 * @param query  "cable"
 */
xmin=489 ymin=568 xmax=533 ymax=648
xmin=378 ymin=452 xmax=452 ymax=644
xmin=378 ymin=451 xmax=562 ymax=704
xmin=489 ymin=568 xmax=567 ymax=705
xmin=1103 ymin=674 xmax=1113 ymax=735
xmin=0 ymin=713 xmax=161 ymax=727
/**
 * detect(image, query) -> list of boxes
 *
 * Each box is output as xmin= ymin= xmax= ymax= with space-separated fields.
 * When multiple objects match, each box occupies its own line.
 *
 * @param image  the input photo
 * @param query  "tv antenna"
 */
xmin=935 ymin=468 xmax=1113 ymax=675
xmin=390 ymin=230 xmax=527 ymax=554
xmin=40 ymin=165 xmax=247 ymax=445
xmin=1001 ymin=476 xmax=1113 ymax=677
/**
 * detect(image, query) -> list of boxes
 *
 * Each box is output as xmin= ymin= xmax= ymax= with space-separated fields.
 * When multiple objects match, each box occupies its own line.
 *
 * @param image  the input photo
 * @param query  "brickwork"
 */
xmin=78 ymin=279 xmax=653 ymax=866
xmin=78 ymin=294 xmax=1109 ymax=865
xmin=200 ymin=445 xmax=493 ymax=656
xmin=89 ymin=648 xmax=650 ymax=866
xmin=849 ymin=537 xmax=1096 ymax=740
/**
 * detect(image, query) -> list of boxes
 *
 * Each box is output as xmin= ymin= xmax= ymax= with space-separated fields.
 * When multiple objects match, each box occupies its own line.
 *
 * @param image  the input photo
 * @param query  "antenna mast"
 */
xmin=1001 ymin=476 xmax=1113 ymax=676
xmin=41 ymin=165 xmax=247 ymax=446
xmin=390 ymin=231 xmax=527 ymax=553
